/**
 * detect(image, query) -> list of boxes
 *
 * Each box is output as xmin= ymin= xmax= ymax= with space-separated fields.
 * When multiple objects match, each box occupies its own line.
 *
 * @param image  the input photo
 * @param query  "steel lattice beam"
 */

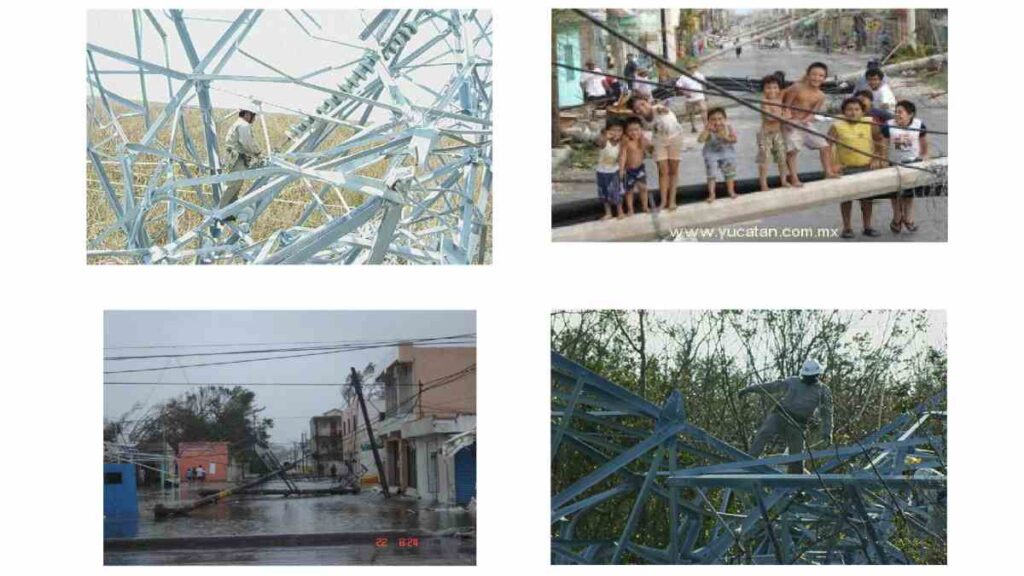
xmin=87 ymin=9 xmax=492 ymax=264
xmin=551 ymin=351 xmax=947 ymax=565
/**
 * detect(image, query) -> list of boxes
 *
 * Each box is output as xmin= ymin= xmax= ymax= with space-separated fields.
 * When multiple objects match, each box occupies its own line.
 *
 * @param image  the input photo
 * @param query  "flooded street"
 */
xmin=105 ymin=482 xmax=475 ymax=565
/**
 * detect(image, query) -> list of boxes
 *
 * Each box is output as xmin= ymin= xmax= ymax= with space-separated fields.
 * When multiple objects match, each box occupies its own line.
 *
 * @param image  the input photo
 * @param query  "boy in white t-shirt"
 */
xmin=579 ymin=60 xmax=607 ymax=101
xmin=594 ymin=119 xmax=625 ymax=219
xmin=876 ymin=99 xmax=929 ymax=233
xmin=675 ymin=60 xmax=708 ymax=133
xmin=866 ymin=68 xmax=896 ymax=111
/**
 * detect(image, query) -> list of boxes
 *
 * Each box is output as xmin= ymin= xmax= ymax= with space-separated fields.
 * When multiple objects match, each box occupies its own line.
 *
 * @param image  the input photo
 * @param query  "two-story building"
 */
xmin=375 ymin=343 xmax=476 ymax=505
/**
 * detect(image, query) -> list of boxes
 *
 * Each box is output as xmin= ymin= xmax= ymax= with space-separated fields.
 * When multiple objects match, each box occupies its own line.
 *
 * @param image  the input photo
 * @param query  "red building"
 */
xmin=178 ymin=442 xmax=231 ymax=482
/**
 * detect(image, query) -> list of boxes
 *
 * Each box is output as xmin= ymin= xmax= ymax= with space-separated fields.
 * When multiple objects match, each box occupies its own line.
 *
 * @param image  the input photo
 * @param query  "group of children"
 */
xmin=593 ymin=61 xmax=930 ymax=236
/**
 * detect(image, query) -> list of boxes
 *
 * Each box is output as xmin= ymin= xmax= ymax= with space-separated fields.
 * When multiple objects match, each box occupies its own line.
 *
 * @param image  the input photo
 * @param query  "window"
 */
xmin=105 ymin=472 xmax=123 ymax=485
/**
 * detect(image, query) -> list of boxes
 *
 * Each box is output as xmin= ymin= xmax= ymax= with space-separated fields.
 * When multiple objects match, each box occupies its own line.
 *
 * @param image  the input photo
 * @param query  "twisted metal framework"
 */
xmin=87 ymin=9 xmax=492 ymax=264
xmin=551 ymin=352 xmax=947 ymax=564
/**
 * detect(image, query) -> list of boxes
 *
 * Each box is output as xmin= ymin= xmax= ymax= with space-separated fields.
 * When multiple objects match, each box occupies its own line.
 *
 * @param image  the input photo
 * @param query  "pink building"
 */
xmin=376 ymin=343 xmax=476 ymax=504
xmin=178 ymin=441 xmax=231 ymax=482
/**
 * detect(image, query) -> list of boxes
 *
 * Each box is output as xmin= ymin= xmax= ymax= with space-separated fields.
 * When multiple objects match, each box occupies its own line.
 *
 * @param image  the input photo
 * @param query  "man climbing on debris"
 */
xmin=738 ymin=359 xmax=834 ymax=474
xmin=219 ymin=109 xmax=264 ymax=215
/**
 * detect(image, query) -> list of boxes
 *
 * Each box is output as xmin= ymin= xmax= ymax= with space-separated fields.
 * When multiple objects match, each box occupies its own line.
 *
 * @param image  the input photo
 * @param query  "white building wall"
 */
xmin=408 ymin=434 xmax=459 ymax=504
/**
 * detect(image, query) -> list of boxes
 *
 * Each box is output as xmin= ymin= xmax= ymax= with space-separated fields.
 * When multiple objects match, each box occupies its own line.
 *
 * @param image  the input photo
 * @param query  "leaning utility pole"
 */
xmin=350 ymin=367 xmax=390 ymax=499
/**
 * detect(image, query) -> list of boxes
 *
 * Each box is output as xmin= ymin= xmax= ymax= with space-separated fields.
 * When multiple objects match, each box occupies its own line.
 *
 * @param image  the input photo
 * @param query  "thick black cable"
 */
xmin=555 ymin=62 xmax=945 ymax=135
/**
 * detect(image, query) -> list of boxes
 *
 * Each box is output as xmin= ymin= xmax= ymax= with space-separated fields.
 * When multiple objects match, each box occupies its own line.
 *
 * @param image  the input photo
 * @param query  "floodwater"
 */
xmin=104 ymin=480 xmax=475 ymax=565
xmin=106 ymin=540 xmax=475 ymax=566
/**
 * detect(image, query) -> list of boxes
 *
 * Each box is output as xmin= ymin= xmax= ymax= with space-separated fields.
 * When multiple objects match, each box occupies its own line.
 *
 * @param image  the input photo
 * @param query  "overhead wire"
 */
xmin=105 ymin=333 xmax=476 ymax=360
xmin=554 ymin=62 xmax=945 ymax=135
xmin=103 ymin=335 xmax=475 ymax=375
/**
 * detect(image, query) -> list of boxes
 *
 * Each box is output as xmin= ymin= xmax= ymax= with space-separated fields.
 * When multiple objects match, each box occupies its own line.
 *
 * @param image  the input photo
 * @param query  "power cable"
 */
xmin=105 ymin=333 xmax=476 ymax=360
xmin=104 ymin=338 xmax=475 ymax=375
xmin=555 ymin=62 xmax=945 ymax=135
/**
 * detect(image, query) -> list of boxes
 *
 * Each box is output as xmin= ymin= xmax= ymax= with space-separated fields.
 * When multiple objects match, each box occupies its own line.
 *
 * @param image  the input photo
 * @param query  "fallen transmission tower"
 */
xmin=87 ymin=9 xmax=492 ymax=264
xmin=551 ymin=351 xmax=947 ymax=564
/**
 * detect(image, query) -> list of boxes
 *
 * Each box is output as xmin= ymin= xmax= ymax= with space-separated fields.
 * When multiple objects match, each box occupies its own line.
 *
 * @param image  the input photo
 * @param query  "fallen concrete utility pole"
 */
xmin=154 ymin=457 xmax=303 ymax=518
xmin=196 ymin=485 xmax=359 ymax=497
xmin=552 ymin=167 xmax=945 ymax=227
xmin=551 ymin=158 xmax=946 ymax=242
xmin=837 ymin=53 xmax=947 ymax=84
xmin=700 ymin=10 xmax=826 ymax=64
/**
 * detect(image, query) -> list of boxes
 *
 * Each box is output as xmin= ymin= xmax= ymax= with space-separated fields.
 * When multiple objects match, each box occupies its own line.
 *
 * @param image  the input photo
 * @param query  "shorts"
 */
xmin=623 ymin=165 xmax=647 ymax=192
xmin=704 ymin=152 xmax=737 ymax=181
xmin=784 ymin=123 xmax=829 ymax=151
xmin=653 ymin=133 xmax=684 ymax=162
xmin=887 ymin=158 xmax=924 ymax=198
xmin=596 ymin=171 xmax=623 ymax=204
xmin=756 ymin=130 xmax=787 ymax=165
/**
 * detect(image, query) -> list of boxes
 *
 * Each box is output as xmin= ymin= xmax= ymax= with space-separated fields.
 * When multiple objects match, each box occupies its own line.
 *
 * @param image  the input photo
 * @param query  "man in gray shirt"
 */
xmin=739 ymin=359 xmax=834 ymax=473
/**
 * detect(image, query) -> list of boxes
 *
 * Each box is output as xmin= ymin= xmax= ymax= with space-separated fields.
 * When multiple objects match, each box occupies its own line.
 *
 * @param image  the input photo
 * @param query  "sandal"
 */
xmin=862 ymin=227 xmax=881 ymax=237
xmin=840 ymin=229 xmax=855 ymax=239
xmin=889 ymin=220 xmax=901 ymax=234
xmin=903 ymin=220 xmax=918 ymax=232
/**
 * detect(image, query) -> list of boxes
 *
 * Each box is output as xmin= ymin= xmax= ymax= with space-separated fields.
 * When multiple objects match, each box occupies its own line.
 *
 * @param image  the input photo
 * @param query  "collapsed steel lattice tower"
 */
xmin=87 ymin=9 xmax=492 ymax=264
xmin=551 ymin=352 xmax=947 ymax=564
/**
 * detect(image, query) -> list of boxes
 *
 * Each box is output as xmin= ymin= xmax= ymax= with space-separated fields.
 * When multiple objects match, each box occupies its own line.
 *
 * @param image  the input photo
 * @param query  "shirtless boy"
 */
xmin=781 ymin=62 xmax=837 ymax=185
xmin=618 ymin=116 xmax=649 ymax=215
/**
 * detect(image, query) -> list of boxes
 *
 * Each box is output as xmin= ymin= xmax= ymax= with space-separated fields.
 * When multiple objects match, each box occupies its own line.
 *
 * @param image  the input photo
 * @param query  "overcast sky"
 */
xmin=104 ymin=310 xmax=475 ymax=445
xmin=87 ymin=9 xmax=491 ymax=114
xmin=651 ymin=309 xmax=946 ymax=354
xmin=556 ymin=309 xmax=946 ymax=372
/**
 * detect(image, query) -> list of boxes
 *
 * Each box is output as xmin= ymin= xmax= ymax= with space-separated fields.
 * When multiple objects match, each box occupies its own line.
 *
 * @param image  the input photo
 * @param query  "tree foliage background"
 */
xmin=104 ymin=386 xmax=275 ymax=472
xmin=551 ymin=309 xmax=947 ymax=563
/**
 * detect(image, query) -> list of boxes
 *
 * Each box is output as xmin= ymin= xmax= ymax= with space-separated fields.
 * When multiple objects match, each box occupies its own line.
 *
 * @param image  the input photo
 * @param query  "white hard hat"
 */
xmin=799 ymin=359 xmax=823 ymax=377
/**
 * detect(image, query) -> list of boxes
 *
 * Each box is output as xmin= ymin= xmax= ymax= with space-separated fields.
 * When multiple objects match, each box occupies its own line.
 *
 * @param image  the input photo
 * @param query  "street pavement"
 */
xmin=106 ymin=539 xmax=475 ymax=566
xmin=104 ymin=486 xmax=475 ymax=565
xmin=553 ymin=42 xmax=948 ymax=242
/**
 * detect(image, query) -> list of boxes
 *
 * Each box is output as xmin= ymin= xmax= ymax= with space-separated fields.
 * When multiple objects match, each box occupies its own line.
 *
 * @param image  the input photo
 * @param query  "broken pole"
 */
xmin=154 ymin=457 xmax=303 ymax=519
xmin=552 ymin=158 xmax=947 ymax=242
xmin=351 ymin=366 xmax=390 ymax=498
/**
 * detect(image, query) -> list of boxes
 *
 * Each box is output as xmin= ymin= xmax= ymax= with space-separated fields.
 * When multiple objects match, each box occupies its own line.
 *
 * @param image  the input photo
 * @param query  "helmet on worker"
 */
xmin=799 ymin=359 xmax=823 ymax=381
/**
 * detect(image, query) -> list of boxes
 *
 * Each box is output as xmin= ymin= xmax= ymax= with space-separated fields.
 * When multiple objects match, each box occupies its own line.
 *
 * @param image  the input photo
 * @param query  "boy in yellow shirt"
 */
xmin=828 ymin=97 xmax=880 ymax=238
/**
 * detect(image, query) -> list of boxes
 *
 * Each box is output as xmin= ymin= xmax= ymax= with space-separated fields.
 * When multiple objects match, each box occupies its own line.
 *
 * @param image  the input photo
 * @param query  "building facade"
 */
xmin=310 ymin=408 xmax=345 ymax=478
xmin=177 ymin=441 xmax=234 ymax=482
xmin=376 ymin=343 xmax=477 ymax=505
xmin=339 ymin=399 xmax=385 ymax=484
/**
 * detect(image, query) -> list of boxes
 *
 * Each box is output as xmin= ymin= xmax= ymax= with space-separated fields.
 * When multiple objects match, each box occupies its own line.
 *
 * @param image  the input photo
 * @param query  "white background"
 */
xmin=2 ymin=0 xmax=1021 ymax=573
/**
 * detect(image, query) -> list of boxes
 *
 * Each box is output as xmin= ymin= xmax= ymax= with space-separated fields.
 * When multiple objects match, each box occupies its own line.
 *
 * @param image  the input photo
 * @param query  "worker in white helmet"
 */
xmin=739 ymin=359 xmax=834 ymax=473
xmin=220 ymin=109 xmax=263 ymax=215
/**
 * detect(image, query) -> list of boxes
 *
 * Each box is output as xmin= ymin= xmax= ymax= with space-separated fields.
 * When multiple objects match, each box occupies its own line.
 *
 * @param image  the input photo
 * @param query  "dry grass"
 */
xmin=86 ymin=100 xmax=491 ymax=264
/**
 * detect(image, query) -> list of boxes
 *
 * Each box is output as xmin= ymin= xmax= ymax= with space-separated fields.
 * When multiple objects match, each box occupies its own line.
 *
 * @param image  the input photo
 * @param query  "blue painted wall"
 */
xmin=103 ymin=463 xmax=138 ymax=518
